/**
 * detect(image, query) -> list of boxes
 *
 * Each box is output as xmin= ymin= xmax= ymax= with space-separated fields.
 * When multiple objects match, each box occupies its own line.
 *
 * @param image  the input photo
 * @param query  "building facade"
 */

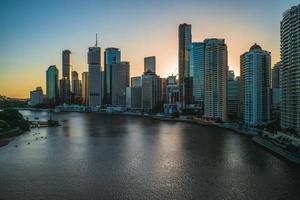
xmin=203 ymin=39 xmax=228 ymax=121
xmin=71 ymin=71 xmax=81 ymax=104
xmin=280 ymin=5 xmax=300 ymax=133
xmin=144 ymin=56 xmax=156 ymax=73
xmin=60 ymin=77 xmax=70 ymax=104
xmin=241 ymin=44 xmax=271 ymax=126
xmin=131 ymin=76 xmax=141 ymax=88
xmin=111 ymin=62 xmax=130 ymax=106
xmin=104 ymin=48 xmax=121 ymax=105
xmin=46 ymin=65 xmax=59 ymax=104
xmin=141 ymin=72 xmax=161 ymax=110
xmin=189 ymin=42 xmax=205 ymax=105
xmin=81 ymin=72 xmax=88 ymax=106
xmin=30 ymin=87 xmax=44 ymax=106
xmin=178 ymin=23 xmax=192 ymax=108
xmin=88 ymin=46 xmax=102 ymax=107
xmin=227 ymin=70 xmax=240 ymax=119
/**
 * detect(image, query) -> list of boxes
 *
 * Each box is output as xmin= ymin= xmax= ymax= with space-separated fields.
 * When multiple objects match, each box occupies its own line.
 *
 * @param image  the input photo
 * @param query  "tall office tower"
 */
xmin=104 ymin=47 xmax=121 ymax=105
xmin=81 ymin=72 xmax=88 ymax=105
xmin=88 ymin=39 xmax=102 ymax=107
xmin=141 ymin=71 xmax=161 ymax=110
xmin=60 ymin=77 xmax=70 ymax=105
xmin=227 ymin=70 xmax=240 ymax=119
xmin=144 ymin=56 xmax=156 ymax=73
xmin=272 ymin=62 xmax=281 ymax=109
xmin=281 ymin=5 xmax=300 ymax=133
xmin=131 ymin=76 xmax=141 ymax=87
xmin=189 ymin=42 xmax=205 ymax=105
xmin=111 ymin=62 xmax=130 ymax=106
xmin=240 ymin=44 xmax=271 ymax=126
xmin=71 ymin=71 xmax=81 ymax=104
xmin=161 ymin=78 xmax=167 ymax=102
xmin=178 ymin=23 xmax=192 ymax=108
xmin=46 ymin=65 xmax=59 ymax=104
xmin=203 ymin=39 xmax=228 ymax=121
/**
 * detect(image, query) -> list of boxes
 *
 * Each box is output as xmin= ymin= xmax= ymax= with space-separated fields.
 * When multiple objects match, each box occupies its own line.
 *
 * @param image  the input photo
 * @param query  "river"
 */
xmin=0 ymin=110 xmax=299 ymax=199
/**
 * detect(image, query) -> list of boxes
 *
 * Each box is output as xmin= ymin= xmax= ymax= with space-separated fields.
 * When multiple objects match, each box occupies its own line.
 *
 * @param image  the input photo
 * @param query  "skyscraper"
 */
xmin=144 ymin=56 xmax=156 ymax=73
xmin=127 ymin=76 xmax=142 ymax=109
xmin=189 ymin=42 xmax=205 ymax=105
xmin=178 ymin=23 xmax=192 ymax=108
xmin=62 ymin=50 xmax=72 ymax=82
xmin=271 ymin=62 xmax=281 ymax=109
xmin=71 ymin=71 xmax=81 ymax=104
xmin=141 ymin=71 xmax=161 ymax=110
xmin=272 ymin=62 xmax=281 ymax=89
xmin=104 ymin=47 xmax=121 ymax=105
xmin=81 ymin=72 xmax=88 ymax=106
xmin=88 ymin=39 xmax=102 ymax=107
xmin=62 ymin=50 xmax=72 ymax=103
xmin=46 ymin=65 xmax=59 ymax=104
xmin=131 ymin=76 xmax=141 ymax=88
xmin=203 ymin=39 xmax=228 ymax=121
xmin=160 ymin=78 xmax=167 ymax=103
xmin=227 ymin=70 xmax=240 ymax=119
xmin=281 ymin=5 xmax=300 ymax=133
xmin=241 ymin=44 xmax=271 ymax=126
xmin=111 ymin=62 xmax=130 ymax=106
xmin=59 ymin=77 xmax=70 ymax=105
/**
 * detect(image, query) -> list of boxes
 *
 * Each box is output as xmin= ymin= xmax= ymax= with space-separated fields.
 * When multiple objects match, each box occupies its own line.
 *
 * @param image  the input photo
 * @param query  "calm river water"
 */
xmin=0 ymin=110 xmax=299 ymax=200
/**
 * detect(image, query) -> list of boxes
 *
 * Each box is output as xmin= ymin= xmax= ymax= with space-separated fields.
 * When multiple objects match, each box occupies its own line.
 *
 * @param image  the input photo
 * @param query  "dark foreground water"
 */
xmin=0 ymin=111 xmax=300 ymax=200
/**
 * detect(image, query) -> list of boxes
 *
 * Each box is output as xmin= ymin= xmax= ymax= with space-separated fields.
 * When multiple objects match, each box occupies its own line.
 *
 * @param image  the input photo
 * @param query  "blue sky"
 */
xmin=0 ymin=0 xmax=299 ymax=97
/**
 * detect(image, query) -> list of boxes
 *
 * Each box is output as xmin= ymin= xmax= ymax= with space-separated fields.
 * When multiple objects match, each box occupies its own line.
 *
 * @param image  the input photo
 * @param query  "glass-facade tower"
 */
xmin=104 ymin=48 xmax=121 ymax=105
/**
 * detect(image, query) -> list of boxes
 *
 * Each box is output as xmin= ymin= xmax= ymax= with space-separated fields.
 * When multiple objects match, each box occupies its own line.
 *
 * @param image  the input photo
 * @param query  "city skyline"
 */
xmin=0 ymin=0 xmax=299 ymax=98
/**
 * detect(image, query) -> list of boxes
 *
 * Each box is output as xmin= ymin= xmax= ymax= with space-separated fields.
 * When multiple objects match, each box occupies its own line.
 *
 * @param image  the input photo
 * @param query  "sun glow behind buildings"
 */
xmin=0 ymin=0 xmax=297 ymax=98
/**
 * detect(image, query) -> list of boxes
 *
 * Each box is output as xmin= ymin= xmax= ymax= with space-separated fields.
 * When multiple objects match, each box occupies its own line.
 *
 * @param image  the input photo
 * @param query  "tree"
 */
xmin=0 ymin=109 xmax=29 ymax=131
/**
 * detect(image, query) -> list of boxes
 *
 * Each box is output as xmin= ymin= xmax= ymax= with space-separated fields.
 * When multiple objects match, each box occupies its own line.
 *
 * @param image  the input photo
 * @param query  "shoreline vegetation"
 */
xmin=0 ymin=109 xmax=30 ymax=146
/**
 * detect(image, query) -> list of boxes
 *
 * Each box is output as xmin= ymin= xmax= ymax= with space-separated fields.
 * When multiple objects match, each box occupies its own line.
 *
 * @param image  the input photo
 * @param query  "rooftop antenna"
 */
xmin=95 ymin=33 xmax=98 ymax=47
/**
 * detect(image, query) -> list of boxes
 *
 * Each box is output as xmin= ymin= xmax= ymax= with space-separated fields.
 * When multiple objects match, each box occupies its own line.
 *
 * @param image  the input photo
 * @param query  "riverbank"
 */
xmin=0 ymin=128 xmax=26 ymax=140
xmin=253 ymin=136 xmax=300 ymax=164
xmin=0 ymin=128 xmax=27 ymax=147
xmin=18 ymin=107 xmax=259 ymax=137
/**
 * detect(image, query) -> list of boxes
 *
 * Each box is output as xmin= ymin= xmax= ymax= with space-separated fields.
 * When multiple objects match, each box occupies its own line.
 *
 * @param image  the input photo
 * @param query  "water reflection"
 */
xmin=0 ymin=111 xmax=299 ymax=200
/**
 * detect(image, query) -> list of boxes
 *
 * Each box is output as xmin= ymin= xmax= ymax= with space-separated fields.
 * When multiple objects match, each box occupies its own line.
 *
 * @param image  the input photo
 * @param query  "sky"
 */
xmin=0 ymin=0 xmax=299 ymax=98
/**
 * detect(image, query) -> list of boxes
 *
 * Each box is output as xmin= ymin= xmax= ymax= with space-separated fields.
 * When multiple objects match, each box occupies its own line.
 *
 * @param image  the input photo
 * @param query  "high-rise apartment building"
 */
xmin=240 ymin=44 xmax=271 ymax=126
xmin=203 ymin=39 xmax=228 ymax=121
xmin=281 ymin=5 xmax=300 ymax=133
